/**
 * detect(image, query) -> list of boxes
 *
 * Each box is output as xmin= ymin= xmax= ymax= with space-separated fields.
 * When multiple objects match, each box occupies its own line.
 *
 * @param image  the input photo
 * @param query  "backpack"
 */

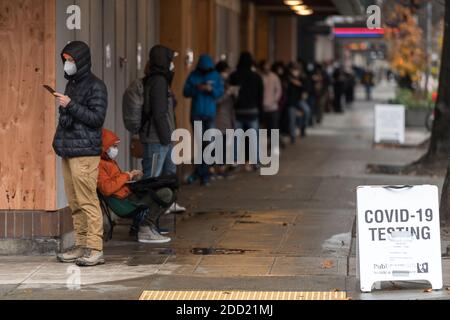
xmin=122 ymin=79 xmax=145 ymax=134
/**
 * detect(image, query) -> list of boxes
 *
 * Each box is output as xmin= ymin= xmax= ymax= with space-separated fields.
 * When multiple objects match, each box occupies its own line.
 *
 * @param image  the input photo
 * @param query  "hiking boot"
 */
xmin=57 ymin=246 xmax=85 ymax=263
xmin=75 ymin=249 xmax=105 ymax=267
xmin=138 ymin=226 xmax=171 ymax=244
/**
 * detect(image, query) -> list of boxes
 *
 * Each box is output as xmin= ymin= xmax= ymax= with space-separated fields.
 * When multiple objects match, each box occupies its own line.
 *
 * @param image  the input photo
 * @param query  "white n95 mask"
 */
xmin=64 ymin=61 xmax=77 ymax=76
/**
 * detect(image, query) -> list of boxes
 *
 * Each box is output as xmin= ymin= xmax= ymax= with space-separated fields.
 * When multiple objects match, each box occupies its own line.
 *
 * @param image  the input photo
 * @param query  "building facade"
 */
xmin=0 ymin=0 xmax=322 ymax=255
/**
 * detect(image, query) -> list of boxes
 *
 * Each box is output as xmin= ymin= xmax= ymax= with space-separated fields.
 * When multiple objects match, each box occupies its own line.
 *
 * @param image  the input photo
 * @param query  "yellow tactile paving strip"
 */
xmin=139 ymin=291 xmax=348 ymax=300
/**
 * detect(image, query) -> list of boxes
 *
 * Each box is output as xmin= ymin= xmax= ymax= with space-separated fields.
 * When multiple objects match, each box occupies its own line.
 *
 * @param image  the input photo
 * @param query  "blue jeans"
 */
xmin=235 ymin=118 xmax=260 ymax=164
xmin=192 ymin=116 xmax=215 ymax=183
xmin=288 ymin=102 xmax=311 ymax=140
xmin=142 ymin=144 xmax=176 ymax=179
xmin=298 ymin=101 xmax=312 ymax=129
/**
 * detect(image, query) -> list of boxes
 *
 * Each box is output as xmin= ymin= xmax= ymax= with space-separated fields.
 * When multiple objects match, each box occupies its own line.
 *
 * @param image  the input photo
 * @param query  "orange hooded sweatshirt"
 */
xmin=97 ymin=129 xmax=132 ymax=199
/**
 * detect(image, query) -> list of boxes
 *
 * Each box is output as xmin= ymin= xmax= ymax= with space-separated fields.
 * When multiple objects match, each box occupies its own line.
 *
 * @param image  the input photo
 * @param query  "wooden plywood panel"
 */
xmin=255 ymin=9 xmax=269 ymax=63
xmin=274 ymin=16 xmax=297 ymax=63
xmin=240 ymin=1 xmax=255 ymax=54
xmin=193 ymin=0 xmax=216 ymax=57
xmin=215 ymin=5 xmax=227 ymax=61
xmin=0 ymin=0 xmax=56 ymax=210
xmin=160 ymin=0 xmax=194 ymax=133
xmin=43 ymin=0 xmax=56 ymax=211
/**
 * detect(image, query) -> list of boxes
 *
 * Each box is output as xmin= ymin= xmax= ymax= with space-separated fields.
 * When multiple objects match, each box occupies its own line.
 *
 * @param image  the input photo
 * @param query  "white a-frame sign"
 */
xmin=357 ymin=185 xmax=443 ymax=293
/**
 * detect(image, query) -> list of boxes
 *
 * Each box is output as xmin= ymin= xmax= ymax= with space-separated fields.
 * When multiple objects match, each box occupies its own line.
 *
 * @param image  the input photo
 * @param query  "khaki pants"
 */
xmin=62 ymin=157 xmax=103 ymax=251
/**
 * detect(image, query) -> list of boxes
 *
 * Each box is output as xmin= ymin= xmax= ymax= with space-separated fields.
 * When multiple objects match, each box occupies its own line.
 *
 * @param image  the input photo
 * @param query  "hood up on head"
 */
xmin=61 ymin=41 xmax=92 ymax=81
xmin=148 ymin=45 xmax=175 ymax=82
xmin=101 ymin=129 xmax=120 ymax=159
xmin=237 ymin=52 xmax=254 ymax=71
xmin=196 ymin=54 xmax=215 ymax=73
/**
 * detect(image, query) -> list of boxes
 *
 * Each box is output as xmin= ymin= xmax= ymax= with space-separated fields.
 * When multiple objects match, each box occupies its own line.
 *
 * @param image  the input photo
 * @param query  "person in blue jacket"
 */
xmin=183 ymin=54 xmax=224 ymax=186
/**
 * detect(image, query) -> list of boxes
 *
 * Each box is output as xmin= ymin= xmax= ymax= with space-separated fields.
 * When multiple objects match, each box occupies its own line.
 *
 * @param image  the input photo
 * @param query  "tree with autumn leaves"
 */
xmin=373 ymin=0 xmax=450 ymax=227
xmin=384 ymin=4 xmax=426 ymax=89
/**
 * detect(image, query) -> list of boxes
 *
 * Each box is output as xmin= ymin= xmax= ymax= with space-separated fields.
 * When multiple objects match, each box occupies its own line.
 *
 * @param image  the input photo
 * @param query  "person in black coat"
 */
xmin=140 ymin=45 xmax=177 ymax=178
xmin=229 ymin=52 xmax=264 ymax=170
xmin=53 ymin=41 xmax=108 ymax=267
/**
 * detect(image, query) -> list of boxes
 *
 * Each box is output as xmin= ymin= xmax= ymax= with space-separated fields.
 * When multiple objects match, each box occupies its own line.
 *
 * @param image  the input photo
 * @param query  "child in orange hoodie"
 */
xmin=98 ymin=129 xmax=172 ymax=244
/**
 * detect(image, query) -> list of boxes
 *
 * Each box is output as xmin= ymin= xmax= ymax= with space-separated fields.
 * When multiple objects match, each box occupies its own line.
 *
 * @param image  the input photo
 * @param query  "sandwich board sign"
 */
xmin=374 ymin=104 xmax=405 ymax=144
xmin=356 ymin=185 xmax=442 ymax=293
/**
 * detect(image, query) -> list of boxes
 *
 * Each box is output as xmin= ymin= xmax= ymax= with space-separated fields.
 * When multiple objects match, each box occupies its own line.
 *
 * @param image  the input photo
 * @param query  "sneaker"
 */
xmin=165 ymin=203 xmax=187 ymax=215
xmin=138 ymin=226 xmax=171 ymax=244
xmin=57 ymin=246 xmax=85 ymax=263
xmin=158 ymin=227 xmax=170 ymax=235
xmin=75 ymin=249 xmax=105 ymax=267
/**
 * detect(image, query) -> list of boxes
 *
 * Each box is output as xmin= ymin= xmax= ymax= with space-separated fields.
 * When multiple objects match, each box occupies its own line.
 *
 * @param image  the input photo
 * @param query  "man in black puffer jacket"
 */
xmin=53 ymin=41 xmax=108 ymax=267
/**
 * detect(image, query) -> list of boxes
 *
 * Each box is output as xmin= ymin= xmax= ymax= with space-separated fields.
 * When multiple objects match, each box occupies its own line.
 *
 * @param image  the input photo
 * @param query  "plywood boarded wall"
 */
xmin=0 ymin=0 xmax=56 ymax=211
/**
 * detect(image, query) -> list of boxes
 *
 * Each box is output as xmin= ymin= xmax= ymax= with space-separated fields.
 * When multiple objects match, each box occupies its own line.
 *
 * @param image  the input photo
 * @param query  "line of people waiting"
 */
xmin=52 ymin=40 xmax=374 ymax=267
xmin=182 ymin=52 xmax=370 ymax=186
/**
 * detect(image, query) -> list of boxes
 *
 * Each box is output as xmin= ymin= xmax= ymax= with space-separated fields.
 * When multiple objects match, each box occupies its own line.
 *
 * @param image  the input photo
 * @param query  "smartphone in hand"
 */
xmin=43 ymin=85 xmax=56 ymax=96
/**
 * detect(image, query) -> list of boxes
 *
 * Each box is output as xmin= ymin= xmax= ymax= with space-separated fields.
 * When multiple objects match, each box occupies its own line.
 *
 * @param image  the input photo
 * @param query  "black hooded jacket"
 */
xmin=140 ymin=45 xmax=175 ymax=146
xmin=229 ymin=52 xmax=264 ymax=121
xmin=53 ymin=41 xmax=108 ymax=158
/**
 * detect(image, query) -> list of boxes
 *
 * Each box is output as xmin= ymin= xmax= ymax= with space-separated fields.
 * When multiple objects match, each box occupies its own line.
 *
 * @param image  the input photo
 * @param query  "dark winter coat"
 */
xmin=286 ymin=76 xmax=305 ymax=108
xmin=229 ymin=52 xmax=264 ymax=121
xmin=53 ymin=41 xmax=108 ymax=158
xmin=140 ymin=45 xmax=176 ymax=146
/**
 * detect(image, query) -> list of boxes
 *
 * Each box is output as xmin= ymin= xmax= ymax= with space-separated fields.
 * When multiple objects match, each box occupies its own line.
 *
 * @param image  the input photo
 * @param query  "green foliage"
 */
xmin=392 ymin=89 xmax=434 ymax=110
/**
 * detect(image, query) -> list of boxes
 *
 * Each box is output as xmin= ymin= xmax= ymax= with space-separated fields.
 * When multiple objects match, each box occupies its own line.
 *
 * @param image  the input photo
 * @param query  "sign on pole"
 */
xmin=357 ymin=185 xmax=442 ymax=293
xmin=374 ymin=104 xmax=405 ymax=144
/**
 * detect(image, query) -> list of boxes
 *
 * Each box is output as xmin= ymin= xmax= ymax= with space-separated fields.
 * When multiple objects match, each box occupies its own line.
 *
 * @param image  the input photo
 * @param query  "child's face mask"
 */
xmin=107 ymin=147 xmax=119 ymax=160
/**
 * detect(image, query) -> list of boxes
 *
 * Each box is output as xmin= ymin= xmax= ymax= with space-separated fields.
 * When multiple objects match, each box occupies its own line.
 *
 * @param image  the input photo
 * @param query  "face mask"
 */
xmin=291 ymin=70 xmax=300 ymax=78
xmin=64 ymin=61 xmax=77 ymax=76
xmin=107 ymin=147 xmax=119 ymax=160
xmin=170 ymin=62 xmax=175 ymax=72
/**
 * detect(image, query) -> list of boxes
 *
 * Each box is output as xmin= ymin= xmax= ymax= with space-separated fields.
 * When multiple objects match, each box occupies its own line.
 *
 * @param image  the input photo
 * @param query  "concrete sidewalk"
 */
xmin=1 ymin=84 xmax=449 ymax=300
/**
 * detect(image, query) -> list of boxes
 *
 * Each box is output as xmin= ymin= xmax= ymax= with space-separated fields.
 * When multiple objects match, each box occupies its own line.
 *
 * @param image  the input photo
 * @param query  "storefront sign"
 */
xmin=374 ymin=104 xmax=405 ymax=144
xmin=357 ymin=185 xmax=442 ymax=292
